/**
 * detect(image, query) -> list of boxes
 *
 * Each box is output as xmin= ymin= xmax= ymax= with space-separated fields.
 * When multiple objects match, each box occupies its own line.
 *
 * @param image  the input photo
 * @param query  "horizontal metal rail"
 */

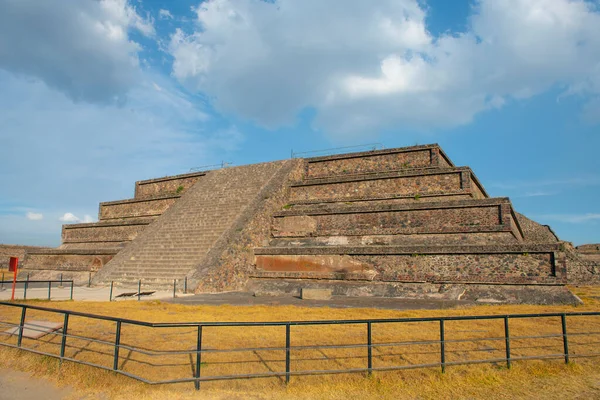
xmin=0 ymin=301 xmax=599 ymax=390
xmin=2 ymin=301 xmax=599 ymax=326
xmin=291 ymin=143 xmax=385 ymax=158
xmin=0 ymin=280 xmax=74 ymax=284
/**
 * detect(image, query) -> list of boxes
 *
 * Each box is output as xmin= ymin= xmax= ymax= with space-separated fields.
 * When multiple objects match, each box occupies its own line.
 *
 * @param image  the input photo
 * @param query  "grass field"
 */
xmin=1 ymin=286 xmax=600 ymax=399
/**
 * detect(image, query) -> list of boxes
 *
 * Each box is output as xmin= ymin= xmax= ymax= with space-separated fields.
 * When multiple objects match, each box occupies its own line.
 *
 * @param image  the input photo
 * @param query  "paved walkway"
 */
xmin=0 ymin=285 xmax=177 ymax=302
xmin=0 ymin=369 xmax=74 ymax=400
xmin=166 ymin=291 xmax=474 ymax=310
xmin=0 ymin=286 xmax=473 ymax=310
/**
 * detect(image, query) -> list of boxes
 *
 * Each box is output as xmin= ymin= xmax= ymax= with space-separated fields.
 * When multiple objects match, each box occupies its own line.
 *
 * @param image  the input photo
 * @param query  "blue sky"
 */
xmin=0 ymin=0 xmax=599 ymax=247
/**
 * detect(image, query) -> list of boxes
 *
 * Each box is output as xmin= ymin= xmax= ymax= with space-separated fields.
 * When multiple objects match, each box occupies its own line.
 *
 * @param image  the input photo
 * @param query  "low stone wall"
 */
xmin=62 ymin=218 xmax=153 ymax=244
xmin=22 ymin=250 xmax=116 ymax=272
xmin=248 ymin=279 xmax=579 ymax=305
xmin=269 ymin=232 xmax=520 ymax=247
xmin=99 ymin=195 xmax=179 ymax=220
xmin=0 ymin=245 xmax=50 ymax=269
xmin=135 ymin=172 xmax=206 ymax=198
xmin=307 ymin=148 xmax=434 ymax=178
xmin=576 ymin=244 xmax=600 ymax=263
xmin=290 ymin=169 xmax=469 ymax=203
xmin=272 ymin=201 xmax=518 ymax=239
xmin=305 ymin=145 xmax=456 ymax=179
xmin=254 ymin=252 xmax=562 ymax=285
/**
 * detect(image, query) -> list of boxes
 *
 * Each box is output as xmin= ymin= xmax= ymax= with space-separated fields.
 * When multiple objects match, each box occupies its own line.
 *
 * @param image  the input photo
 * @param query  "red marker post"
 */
xmin=9 ymin=257 xmax=18 ymax=301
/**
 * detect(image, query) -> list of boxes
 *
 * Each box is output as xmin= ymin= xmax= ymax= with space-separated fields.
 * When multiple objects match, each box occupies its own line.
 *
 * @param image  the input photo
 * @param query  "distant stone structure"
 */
xmin=12 ymin=144 xmax=599 ymax=303
xmin=0 ymin=245 xmax=50 ymax=270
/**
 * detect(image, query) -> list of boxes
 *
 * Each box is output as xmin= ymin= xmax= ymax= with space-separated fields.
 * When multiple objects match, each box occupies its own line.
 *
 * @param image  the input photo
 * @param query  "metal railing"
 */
xmin=0 ymin=280 xmax=74 ymax=300
xmin=291 ymin=144 xmax=385 ymax=159
xmin=189 ymin=161 xmax=232 ymax=172
xmin=0 ymin=301 xmax=599 ymax=390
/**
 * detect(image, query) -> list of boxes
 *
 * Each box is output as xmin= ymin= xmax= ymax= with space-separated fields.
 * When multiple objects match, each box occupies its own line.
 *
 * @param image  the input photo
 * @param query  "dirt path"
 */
xmin=0 ymin=369 xmax=73 ymax=400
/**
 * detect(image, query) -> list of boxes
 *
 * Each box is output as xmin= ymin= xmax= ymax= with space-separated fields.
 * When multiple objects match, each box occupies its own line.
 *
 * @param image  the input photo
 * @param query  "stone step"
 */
xmin=255 ymin=243 xmax=559 ymax=255
xmin=271 ymin=197 xmax=523 ymax=241
xmin=135 ymin=171 xmax=206 ymax=199
xmin=99 ymin=195 xmax=181 ymax=220
xmin=304 ymin=144 xmax=453 ymax=179
xmin=252 ymin=244 xmax=564 ymax=286
xmin=61 ymin=217 xmax=155 ymax=245
xmin=22 ymin=248 xmax=121 ymax=272
xmin=289 ymin=167 xmax=487 ymax=205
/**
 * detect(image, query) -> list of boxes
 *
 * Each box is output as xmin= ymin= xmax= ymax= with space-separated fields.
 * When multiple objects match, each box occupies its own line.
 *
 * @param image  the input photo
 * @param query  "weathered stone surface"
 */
xmin=99 ymin=196 xmax=179 ymax=220
xmin=301 ymin=288 xmax=332 ymax=300
xmin=269 ymin=232 xmax=519 ymax=247
xmin=290 ymin=167 xmax=486 ymax=204
xmin=272 ymin=199 xmax=522 ymax=239
xmin=248 ymin=279 xmax=580 ymax=305
xmin=254 ymin=251 xmax=561 ymax=285
xmin=135 ymin=172 xmax=205 ymax=198
xmin=22 ymin=249 xmax=116 ymax=272
xmin=0 ymin=245 xmax=50 ymax=269
xmin=306 ymin=145 xmax=449 ymax=178
xmin=61 ymin=218 xmax=154 ymax=244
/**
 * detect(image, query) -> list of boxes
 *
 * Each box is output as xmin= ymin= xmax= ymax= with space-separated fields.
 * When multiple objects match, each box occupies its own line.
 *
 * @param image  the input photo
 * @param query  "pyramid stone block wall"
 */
xmin=14 ymin=143 xmax=598 ymax=300
xmin=249 ymin=144 xmax=583 ymax=303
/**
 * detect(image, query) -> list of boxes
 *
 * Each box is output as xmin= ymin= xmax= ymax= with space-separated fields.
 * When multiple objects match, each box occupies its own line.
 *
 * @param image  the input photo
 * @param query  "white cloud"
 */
xmin=59 ymin=213 xmax=80 ymax=222
xmin=0 ymin=0 xmax=153 ymax=104
xmin=0 ymin=69 xmax=241 ymax=245
xmin=25 ymin=212 xmax=43 ymax=221
xmin=168 ymin=0 xmax=600 ymax=134
xmin=58 ymin=213 xmax=96 ymax=223
xmin=159 ymin=9 xmax=174 ymax=20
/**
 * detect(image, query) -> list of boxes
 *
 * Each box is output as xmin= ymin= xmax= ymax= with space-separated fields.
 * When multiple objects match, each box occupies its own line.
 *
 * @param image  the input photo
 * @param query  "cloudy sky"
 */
xmin=0 ymin=0 xmax=599 ymax=247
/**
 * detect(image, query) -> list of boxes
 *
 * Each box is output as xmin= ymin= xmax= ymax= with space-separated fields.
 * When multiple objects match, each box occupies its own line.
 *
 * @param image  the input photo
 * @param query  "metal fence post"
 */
xmin=113 ymin=321 xmax=122 ymax=371
xmin=70 ymin=281 xmax=74 ymax=300
xmin=440 ymin=319 xmax=446 ymax=373
xmin=504 ymin=316 xmax=511 ymax=369
xmin=195 ymin=325 xmax=203 ymax=390
xmin=88 ymin=272 xmax=91 ymax=287
xmin=173 ymin=279 xmax=176 ymax=298
xmin=24 ymin=279 xmax=28 ymax=300
xmin=60 ymin=313 xmax=69 ymax=363
xmin=109 ymin=281 xmax=114 ymax=302
xmin=285 ymin=324 xmax=291 ymax=384
xmin=138 ymin=280 xmax=141 ymax=301
xmin=367 ymin=322 xmax=372 ymax=375
xmin=48 ymin=281 xmax=51 ymax=300
xmin=17 ymin=307 xmax=27 ymax=347
xmin=184 ymin=277 xmax=187 ymax=294
xmin=60 ymin=273 xmax=63 ymax=287
xmin=561 ymin=314 xmax=570 ymax=364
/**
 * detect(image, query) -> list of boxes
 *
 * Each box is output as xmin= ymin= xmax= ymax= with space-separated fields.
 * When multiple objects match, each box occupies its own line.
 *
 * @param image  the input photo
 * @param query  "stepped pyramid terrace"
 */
xmin=14 ymin=144 xmax=600 ymax=304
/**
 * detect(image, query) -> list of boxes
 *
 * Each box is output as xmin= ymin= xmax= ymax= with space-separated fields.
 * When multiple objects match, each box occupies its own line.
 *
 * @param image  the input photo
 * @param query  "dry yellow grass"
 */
xmin=0 ymin=285 xmax=600 ymax=399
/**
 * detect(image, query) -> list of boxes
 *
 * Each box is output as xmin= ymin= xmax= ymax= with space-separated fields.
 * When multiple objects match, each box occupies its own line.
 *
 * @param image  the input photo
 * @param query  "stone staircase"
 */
xmin=249 ymin=144 xmax=572 ymax=303
xmin=92 ymin=160 xmax=293 ymax=288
